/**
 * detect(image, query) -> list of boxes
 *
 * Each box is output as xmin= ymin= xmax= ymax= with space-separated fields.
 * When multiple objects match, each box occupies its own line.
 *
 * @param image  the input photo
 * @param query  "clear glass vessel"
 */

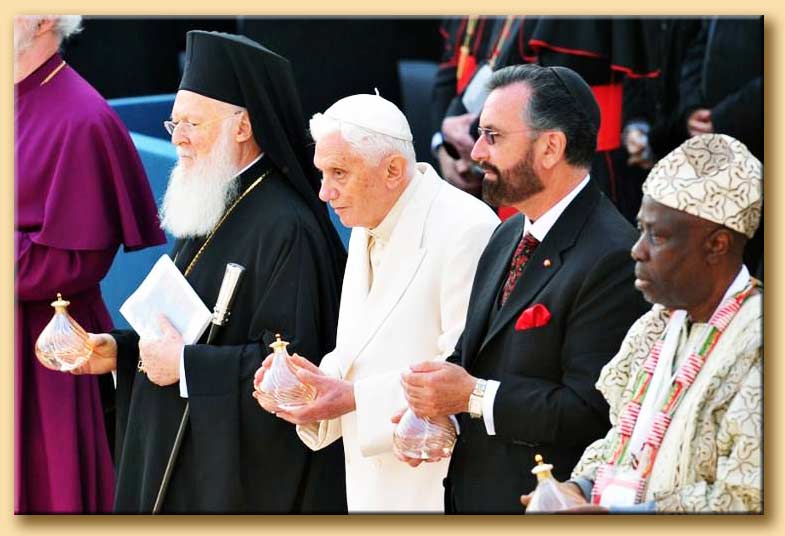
xmin=34 ymin=293 xmax=93 ymax=372
xmin=255 ymin=334 xmax=316 ymax=410
xmin=525 ymin=454 xmax=581 ymax=513
xmin=393 ymin=408 xmax=457 ymax=460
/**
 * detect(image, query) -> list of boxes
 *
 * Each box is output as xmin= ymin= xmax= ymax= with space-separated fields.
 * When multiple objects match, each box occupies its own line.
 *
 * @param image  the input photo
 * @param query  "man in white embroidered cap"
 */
xmin=253 ymin=92 xmax=499 ymax=511
xmin=76 ymin=31 xmax=348 ymax=513
xmin=530 ymin=133 xmax=763 ymax=513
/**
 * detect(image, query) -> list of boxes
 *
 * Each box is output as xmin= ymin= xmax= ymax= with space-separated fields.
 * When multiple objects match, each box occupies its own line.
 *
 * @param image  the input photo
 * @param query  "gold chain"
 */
xmin=138 ymin=169 xmax=270 ymax=374
xmin=182 ymin=169 xmax=270 ymax=277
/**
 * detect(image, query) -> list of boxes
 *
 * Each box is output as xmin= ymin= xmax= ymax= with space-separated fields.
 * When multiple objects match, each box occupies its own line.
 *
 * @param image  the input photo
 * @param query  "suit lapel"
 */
xmin=473 ymin=182 xmax=602 ymax=360
xmin=333 ymin=168 xmax=441 ymax=377
xmin=477 ymin=235 xmax=562 ymax=356
xmin=459 ymin=216 xmax=523 ymax=366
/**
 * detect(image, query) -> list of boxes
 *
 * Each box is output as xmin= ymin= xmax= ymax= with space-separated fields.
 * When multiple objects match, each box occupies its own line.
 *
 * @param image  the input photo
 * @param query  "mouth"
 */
xmin=479 ymin=164 xmax=499 ymax=179
xmin=634 ymin=278 xmax=651 ymax=292
xmin=634 ymin=270 xmax=652 ymax=291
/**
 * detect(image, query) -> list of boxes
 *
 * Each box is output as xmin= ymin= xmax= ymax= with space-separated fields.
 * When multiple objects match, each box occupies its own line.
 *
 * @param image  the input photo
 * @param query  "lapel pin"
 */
xmin=543 ymin=259 xmax=552 ymax=268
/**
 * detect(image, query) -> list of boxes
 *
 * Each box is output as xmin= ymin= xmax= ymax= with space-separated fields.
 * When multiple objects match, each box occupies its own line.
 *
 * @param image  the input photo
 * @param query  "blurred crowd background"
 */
xmin=60 ymin=16 xmax=762 ymax=323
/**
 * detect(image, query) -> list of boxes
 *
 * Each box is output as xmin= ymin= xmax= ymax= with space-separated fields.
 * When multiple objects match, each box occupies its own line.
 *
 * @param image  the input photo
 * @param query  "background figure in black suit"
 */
xmin=400 ymin=64 xmax=649 ymax=513
xmin=678 ymin=16 xmax=763 ymax=279
xmin=621 ymin=17 xmax=704 ymax=226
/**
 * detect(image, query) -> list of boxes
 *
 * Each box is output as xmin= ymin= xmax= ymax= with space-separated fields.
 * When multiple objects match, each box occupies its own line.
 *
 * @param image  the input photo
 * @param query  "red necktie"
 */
xmin=500 ymin=232 xmax=539 ymax=306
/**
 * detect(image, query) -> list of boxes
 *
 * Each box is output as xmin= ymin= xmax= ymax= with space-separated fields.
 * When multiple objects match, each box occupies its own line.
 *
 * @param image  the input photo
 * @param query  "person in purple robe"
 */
xmin=14 ymin=15 xmax=166 ymax=514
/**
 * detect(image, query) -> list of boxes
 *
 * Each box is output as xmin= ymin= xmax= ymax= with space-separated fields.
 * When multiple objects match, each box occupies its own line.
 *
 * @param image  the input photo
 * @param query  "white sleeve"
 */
xmin=481 ymin=380 xmax=501 ymax=435
xmin=295 ymin=349 xmax=344 ymax=451
xmin=179 ymin=346 xmax=188 ymax=398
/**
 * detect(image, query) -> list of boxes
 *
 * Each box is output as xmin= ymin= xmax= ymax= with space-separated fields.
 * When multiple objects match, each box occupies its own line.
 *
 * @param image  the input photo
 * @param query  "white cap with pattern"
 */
xmin=642 ymin=134 xmax=762 ymax=238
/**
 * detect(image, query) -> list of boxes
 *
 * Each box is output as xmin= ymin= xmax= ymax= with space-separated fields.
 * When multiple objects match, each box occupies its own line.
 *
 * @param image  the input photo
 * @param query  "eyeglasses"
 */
xmin=163 ymin=110 xmax=243 ymax=137
xmin=476 ymin=126 xmax=538 ymax=146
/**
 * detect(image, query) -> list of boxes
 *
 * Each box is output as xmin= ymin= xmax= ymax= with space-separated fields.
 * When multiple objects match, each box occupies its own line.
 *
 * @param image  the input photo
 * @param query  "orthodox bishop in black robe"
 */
xmin=112 ymin=31 xmax=347 ymax=513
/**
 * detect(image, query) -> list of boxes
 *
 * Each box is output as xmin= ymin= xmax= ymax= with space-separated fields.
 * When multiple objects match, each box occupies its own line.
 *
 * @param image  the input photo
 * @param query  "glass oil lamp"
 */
xmin=34 ymin=293 xmax=93 ymax=372
xmin=393 ymin=408 xmax=457 ymax=460
xmin=525 ymin=454 xmax=581 ymax=513
xmin=255 ymin=334 xmax=316 ymax=410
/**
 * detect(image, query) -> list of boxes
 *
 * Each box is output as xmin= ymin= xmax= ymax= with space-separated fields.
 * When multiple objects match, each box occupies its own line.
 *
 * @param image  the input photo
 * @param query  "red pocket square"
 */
xmin=515 ymin=304 xmax=552 ymax=331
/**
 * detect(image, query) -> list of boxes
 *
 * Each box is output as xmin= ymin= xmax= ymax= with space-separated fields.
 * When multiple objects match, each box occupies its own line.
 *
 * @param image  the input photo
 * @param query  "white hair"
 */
xmin=16 ymin=15 xmax=83 ymax=45
xmin=309 ymin=113 xmax=416 ymax=179
xmin=54 ymin=16 xmax=83 ymax=42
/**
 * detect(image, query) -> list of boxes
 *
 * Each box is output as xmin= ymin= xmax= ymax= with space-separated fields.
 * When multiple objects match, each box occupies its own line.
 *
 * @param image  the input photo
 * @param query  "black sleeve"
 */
xmin=432 ymin=67 xmax=458 ymax=135
xmin=431 ymin=18 xmax=461 ymax=135
xmin=493 ymin=247 xmax=646 ymax=447
xmin=623 ymin=76 xmax=655 ymax=126
xmin=710 ymin=76 xmax=762 ymax=150
xmin=110 ymin=328 xmax=141 ymax=461
xmin=178 ymin=212 xmax=345 ymax=512
xmin=678 ymin=18 xmax=710 ymax=118
xmin=184 ymin=215 xmax=328 ymax=397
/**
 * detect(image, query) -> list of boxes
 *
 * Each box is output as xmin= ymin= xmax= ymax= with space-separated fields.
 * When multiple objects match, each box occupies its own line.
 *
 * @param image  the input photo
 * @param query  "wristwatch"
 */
xmin=468 ymin=378 xmax=487 ymax=419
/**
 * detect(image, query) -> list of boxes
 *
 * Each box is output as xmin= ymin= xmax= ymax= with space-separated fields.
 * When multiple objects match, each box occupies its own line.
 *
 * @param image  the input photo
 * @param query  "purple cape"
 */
xmin=15 ymin=53 xmax=166 ymax=513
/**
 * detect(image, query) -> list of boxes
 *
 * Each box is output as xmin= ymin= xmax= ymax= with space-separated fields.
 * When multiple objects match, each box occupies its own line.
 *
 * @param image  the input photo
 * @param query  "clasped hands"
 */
xmin=253 ymin=358 xmax=474 ymax=466
xmin=252 ymin=353 xmax=355 ymax=424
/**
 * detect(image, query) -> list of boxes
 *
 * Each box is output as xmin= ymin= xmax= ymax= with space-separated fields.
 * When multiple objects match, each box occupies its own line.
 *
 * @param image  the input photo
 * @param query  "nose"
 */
xmin=630 ymin=233 xmax=647 ymax=262
xmin=171 ymin=124 xmax=188 ymax=146
xmin=319 ymin=179 xmax=338 ymax=203
xmin=470 ymin=135 xmax=488 ymax=162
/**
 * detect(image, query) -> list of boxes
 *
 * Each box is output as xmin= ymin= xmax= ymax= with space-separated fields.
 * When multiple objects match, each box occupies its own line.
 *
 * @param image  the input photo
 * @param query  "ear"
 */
xmin=536 ymin=131 xmax=567 ymax=171
xmin=36 ymin=17 xmax=57 ymax=37
xmin=383 ymin=154 xmax=408 ymax=190
xmin=704 ymin=227 xmax=732 ymax=265
xmin=234 ymin=111 xmax=254 ymax=143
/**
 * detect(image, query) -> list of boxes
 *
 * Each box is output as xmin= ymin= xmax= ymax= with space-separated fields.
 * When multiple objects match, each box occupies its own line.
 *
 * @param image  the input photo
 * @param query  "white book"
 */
xmin=120 ymin=254 xmax=212 ymax=344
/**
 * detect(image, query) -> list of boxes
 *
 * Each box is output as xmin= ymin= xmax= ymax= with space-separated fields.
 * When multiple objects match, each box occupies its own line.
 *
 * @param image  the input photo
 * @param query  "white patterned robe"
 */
xmin=572 ymin=289 xmax=762 ymax=513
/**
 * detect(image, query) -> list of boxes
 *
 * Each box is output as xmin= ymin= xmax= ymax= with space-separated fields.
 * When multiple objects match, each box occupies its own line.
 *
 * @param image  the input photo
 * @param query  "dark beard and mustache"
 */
xmin=480 ymin=147 xmax=544 ymax=207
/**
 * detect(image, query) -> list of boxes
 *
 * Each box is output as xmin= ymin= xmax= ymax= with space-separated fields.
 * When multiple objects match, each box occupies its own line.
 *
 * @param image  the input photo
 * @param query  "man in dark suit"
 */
xmin=400 ymin=64 xmax=649 ymax=513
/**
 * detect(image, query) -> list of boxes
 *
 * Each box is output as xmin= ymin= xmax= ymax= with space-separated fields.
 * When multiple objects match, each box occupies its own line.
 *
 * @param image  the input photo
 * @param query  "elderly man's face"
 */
xmin=314 ymin=132 xmax=391 ymax=228
xmin=631 ymin=195 xmax=720 ymax=311
xmin=14 ymin=17 xmax=40 ymax=58
xmin=471 ymin=82 xmax=544 ymax=207
xmin=169 ymin=90 xmax=241 ymax=170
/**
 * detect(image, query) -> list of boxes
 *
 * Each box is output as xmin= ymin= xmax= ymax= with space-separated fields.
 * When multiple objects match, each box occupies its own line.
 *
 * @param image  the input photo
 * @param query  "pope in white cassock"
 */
xmin=254 ymin=93 xmax=499 ymax=512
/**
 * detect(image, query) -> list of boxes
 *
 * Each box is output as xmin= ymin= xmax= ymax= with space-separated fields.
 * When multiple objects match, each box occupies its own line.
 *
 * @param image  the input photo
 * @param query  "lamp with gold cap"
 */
xmin=525 ymin=454 xmax=582 ymax=513
xmin=254 ymin=334 xmax=316 ymax=410
xmin=34 ymin=293 xmax=94 ymax=372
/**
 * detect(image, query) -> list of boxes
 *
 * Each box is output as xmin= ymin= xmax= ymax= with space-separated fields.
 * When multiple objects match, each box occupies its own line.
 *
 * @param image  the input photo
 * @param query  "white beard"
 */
xmin=159 ymin=126 xmax=241 ymax=238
